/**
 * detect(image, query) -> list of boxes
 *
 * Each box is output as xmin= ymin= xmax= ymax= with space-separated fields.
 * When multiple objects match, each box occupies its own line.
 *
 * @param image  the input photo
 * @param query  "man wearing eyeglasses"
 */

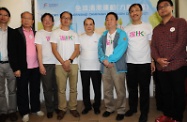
xmin=50 ymin=11 xmax=80 ymax=120
xmin=0 ymin=7 xmax=18 ymax=122
xmin=151 ymin=0 xmax=187 ymax=122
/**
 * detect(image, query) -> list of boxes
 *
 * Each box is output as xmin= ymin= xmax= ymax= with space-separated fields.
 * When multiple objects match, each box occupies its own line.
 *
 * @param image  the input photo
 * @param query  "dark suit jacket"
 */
xmin=7 ymin=27 xmax=15 ymax=63
xmin=8 ymin=26 xmax=36 ymax=72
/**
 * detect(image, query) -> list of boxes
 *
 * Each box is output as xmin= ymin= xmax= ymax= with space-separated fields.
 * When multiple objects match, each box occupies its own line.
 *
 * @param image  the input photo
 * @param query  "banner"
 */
xmin=35 ymin=0 xmax=161 ymax=35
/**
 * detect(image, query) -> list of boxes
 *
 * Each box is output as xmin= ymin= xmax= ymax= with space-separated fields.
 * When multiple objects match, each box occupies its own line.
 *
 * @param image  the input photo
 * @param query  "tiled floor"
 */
xmin=6 ymin=98 xmax=187 ymax=122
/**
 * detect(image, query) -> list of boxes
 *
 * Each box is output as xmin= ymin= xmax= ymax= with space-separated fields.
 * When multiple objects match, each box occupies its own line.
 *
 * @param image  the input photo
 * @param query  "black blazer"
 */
xmin=7 ymin=26 xmax=16 ymax=68
xmin=8 ymin=26 xmax=36 ymax=72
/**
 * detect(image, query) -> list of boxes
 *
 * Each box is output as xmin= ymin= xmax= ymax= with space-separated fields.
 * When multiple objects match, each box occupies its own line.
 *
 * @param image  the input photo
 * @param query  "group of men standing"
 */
xmin=0 ymin=0 xmax=186 ymax=122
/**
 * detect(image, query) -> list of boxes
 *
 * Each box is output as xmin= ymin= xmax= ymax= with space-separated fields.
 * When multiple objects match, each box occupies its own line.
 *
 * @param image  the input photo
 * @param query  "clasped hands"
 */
xmin=157 ymin=58 xmax=170 ymax=68
xmin=103 ymin=60 xmax=113 ymax=68
xmin=62 ymin=60 xmax=71 ymax=72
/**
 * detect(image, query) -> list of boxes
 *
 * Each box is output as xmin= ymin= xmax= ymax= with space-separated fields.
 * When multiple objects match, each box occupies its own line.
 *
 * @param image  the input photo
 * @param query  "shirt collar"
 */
xmin=107 ymin=30 xmax=117 ymax=40
xmin=22 ymin=27 xmax=33 ymax=32
xmin=160 ymin=16 xmax=175 ymax=25
xmin=0 ymin=26 xmax=8 ymax=31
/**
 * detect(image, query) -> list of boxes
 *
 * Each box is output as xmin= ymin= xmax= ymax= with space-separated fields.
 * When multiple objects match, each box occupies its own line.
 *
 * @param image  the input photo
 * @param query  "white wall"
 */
xmin=0 ymin=0 xmax=31 ymax=28
xmin=179 ymin=0 xmax=187 ymax=20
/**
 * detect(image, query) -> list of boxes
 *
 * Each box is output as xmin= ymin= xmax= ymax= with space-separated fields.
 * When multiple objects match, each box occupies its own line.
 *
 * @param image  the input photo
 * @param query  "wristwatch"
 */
xmin=69 ymin=59 xmax=73 ymax=63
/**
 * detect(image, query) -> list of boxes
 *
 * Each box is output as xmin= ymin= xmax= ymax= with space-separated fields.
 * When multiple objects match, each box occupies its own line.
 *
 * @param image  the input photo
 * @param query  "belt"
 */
xmin=0 ymin=61 xmax=9 ymax=64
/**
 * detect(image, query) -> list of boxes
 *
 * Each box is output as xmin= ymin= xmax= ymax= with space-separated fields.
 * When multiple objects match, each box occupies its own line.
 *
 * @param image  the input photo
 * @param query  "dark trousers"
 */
xmin=80 ymin=71 xmax=101 ymax=109
xmin=153 ymin=68 xmax=163 ymax=111
xmin=41 ymin=64 xmax=58 ymax=113
xmin=157 ymin=67 xmax=186 ymax=122
xmin=16 ymin=68 xmax=41 ymax=116
xmin=126 ymin=63 xmax=151 ymax=115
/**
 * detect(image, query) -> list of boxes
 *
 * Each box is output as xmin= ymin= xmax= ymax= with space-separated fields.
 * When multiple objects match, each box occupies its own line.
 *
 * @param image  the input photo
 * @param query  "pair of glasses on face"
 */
xmin=158 ymin=4 xmax=170 ymax=10
xmin=0 ymin=14 xmax=9 ymax=17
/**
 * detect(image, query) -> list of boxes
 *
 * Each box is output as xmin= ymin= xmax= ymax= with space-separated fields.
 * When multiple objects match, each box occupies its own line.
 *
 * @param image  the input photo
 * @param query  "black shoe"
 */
xmin=156 ymin=107 xmax=163 ymax=112
xmin=82 ymin=108 xmax=92 ymax=114
xmin=57 ymin=110 xmax=66 ymax=120
xmin=47 ymin=112 xmax=53 ymax=118
xmin=9 ymin=112 xmax=18 ymax=121
xmin=0 ymin=114 xmax=7 ymax=122
xmin=124 ymin=109 xmax=137 ymax=117
xmin=116 ymin=114 xmax=125 ymax=121
xmin=55 ymin=109 xmax=60 ymax=114
xmin=139 ymin=114 xmax=147 ymax=122
xmin=102 ymin=111 xmax=114 ymax=117
xmin=93 ymin=108 xmax=100 ymax=115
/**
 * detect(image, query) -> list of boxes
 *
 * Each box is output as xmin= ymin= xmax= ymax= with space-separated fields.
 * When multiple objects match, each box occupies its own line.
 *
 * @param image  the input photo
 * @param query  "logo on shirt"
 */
xmin=46 ymin=36 xmax=50 ymax=41
xmin=129 ymin=31 xmax=144 ymax=37
xmin=106 ymin=39 xmax=113 ymax=45
xmin=59 ymin=35 xmax=74 ymax=41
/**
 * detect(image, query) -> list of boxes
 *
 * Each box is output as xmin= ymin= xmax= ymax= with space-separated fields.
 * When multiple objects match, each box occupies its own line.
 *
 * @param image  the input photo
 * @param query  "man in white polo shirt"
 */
xmin=79 ymin=17 xmax=101 ymax=115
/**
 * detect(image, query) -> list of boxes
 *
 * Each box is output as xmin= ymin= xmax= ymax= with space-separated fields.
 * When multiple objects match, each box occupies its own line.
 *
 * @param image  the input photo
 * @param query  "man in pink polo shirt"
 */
xmin=9 ymin=11 xmax=44 ymax=122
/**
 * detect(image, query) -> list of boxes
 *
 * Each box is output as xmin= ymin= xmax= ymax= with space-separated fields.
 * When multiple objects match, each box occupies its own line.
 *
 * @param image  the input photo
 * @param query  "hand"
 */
xmin=103 ymin=60 xmax=109 ymax=67
xmin=107 ymin=63 xmax=114 ymax=68
xmin=151 ymin=61 xmax=155 ymax=73
xmin=14 ymin=70 xmax=21 ymax=77
xmin=157 ymin=58 xmax=170 ymax=68
xmin=62 ymin=60 xmax=71 ymax=72
xmin=39 ymin=65 xmax=46 ymax=75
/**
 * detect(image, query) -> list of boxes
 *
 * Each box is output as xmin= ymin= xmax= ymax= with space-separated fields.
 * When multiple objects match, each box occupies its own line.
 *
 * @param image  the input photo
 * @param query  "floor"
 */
xmin=6 ymin=98 xmax=187 ymax=122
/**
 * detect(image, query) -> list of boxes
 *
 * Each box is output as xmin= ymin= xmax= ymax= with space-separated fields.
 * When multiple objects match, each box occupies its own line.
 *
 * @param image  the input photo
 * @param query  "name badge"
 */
xmin=170 ymin=27 xmax=175 ymax=32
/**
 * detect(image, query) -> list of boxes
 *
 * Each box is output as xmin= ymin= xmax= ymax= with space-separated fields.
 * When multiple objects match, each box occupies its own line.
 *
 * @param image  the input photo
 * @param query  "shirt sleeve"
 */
xmin=108 ymin=31 xmax=128 ymax=62
xmin=167 ymin=19 xmax=187 ymax=61
xmin=50 ymin=31 xmax=57 ymax=43
xmin=34 ymin=31 xmax=42 ymax=44
xmin=74 ymin=33 xmax=80 ymax=44
xmin=151 ymin=28 xmax=160 ymax=61
xmin=148 ymin=24 xmax=153 ymax=41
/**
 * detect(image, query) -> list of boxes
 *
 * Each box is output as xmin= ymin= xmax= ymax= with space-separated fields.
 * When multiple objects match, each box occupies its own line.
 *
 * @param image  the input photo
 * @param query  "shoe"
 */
xmin=156 ymin=107 xmax=163 ymax=112
xmin=116 ymin=114 xmax=125 ymax=120
xmin=102 ymin=111 xmax=114 ymax=117
xmin=124 ymin=109 xmax=137 ymax=117
xmin=36 ymin=111 xmax=44 ymax=116
xmin=82 ymin=108 xmax=92 ymax=114
xmin=47 ymin=112 xmax=53 ymax=118
xmin=0 ymin=114 xmax=7 ymax=122
xmin=94 ymin=108 xmax=100 ymax=115
xmin=70 ymin=110 xmax=80 ymax=117
xmin=57 ymin=110 xmax=66 ymax=120
xmin=155 ymin=115 xmax=172 ymax=122
xmin=9 ymin=112 xmax=18 ymax=121
xmin=55 ymin=109 xmax=60 ymax=114
xmin=139 ymin=114 xmax=147 ymax=122
xmin=22 ymin=114 xmax=29 ymax=122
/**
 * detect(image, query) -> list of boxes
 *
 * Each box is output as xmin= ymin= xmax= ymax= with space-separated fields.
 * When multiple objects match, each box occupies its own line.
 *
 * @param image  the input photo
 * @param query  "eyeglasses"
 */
xmin=0 ymin=14 xmax=9 ymax=17
xmin=158 ymin=4 xmax=170 ymax=10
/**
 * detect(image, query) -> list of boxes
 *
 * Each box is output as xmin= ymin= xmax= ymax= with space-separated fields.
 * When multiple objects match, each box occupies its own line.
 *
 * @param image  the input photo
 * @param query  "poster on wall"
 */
xmin=35 ymin=0 xmax=165 ymax=34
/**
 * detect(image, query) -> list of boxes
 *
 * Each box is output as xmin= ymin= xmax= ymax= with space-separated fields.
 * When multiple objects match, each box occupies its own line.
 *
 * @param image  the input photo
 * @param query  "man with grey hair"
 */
xmin=9 ymin=11 xmax=44 ymax=122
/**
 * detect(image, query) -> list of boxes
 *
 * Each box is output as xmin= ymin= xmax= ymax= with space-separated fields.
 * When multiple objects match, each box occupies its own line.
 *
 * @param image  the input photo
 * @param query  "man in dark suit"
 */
xmin=9 ymin=11 xmax=44 ymax=122
xmin=0 ymin=7 xmax=18 ymax=122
